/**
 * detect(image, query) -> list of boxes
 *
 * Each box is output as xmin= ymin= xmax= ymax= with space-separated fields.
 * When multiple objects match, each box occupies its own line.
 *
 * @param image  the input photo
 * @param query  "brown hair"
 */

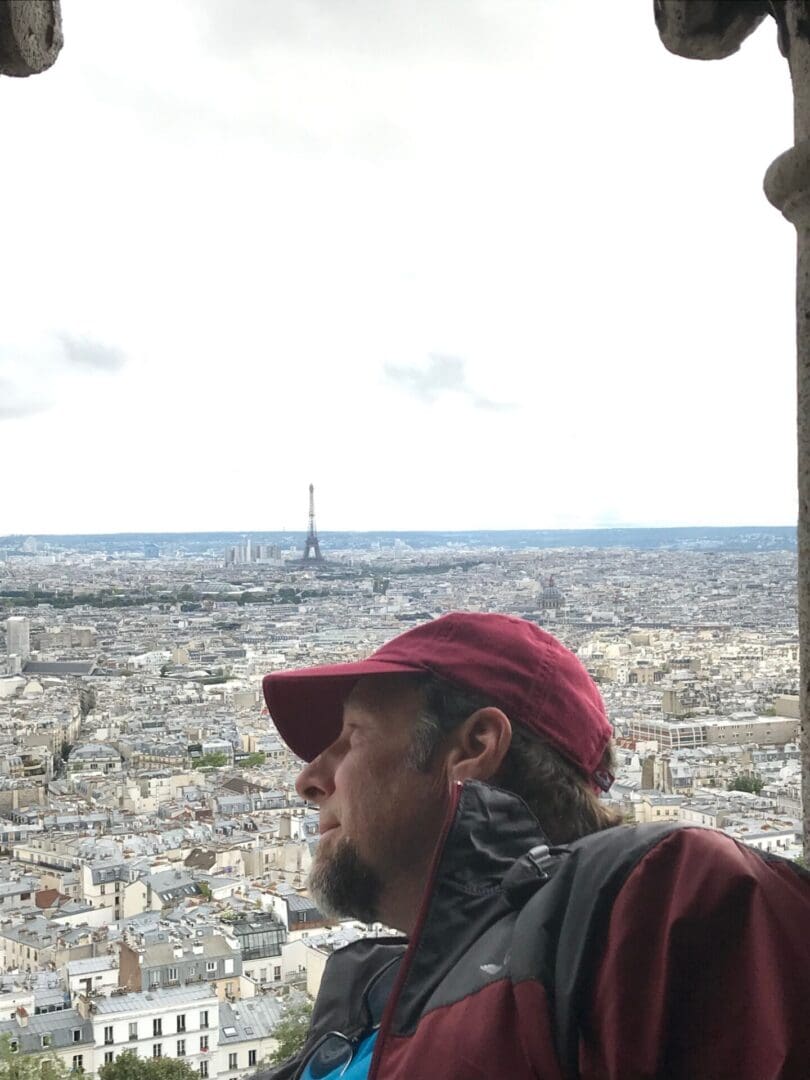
xmin=409 ymin=675 xmax=623 ymax=845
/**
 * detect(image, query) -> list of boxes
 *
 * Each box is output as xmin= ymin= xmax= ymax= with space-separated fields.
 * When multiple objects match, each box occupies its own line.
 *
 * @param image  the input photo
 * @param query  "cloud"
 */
xmin=0 ymin=379 xmax=50 ymax=420
xmin=59 ymin=335 xmax=127 ymax=373
xmin=0 ymin=334 xmax=128 ymax=422
xmin=384 ymin=353 xmax=515 ymax=411
xmin=196 ymin=0 xmax=539 ymax=65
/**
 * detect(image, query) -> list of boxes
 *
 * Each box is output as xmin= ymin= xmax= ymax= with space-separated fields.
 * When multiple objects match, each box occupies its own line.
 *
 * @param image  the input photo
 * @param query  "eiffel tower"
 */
xmin=302 ymin=483 xmax=324 ymax=562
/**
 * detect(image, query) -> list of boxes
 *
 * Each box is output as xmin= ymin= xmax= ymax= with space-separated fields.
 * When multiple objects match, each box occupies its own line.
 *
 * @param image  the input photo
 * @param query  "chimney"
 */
xmin=16 ymin=1007 xmax=28 ymax=1029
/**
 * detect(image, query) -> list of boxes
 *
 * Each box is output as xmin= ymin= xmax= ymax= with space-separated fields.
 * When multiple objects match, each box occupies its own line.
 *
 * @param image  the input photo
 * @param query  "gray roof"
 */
xmin=70 ymin=743 xmax=120 ymax=760
xmin=218 ymin=998 xmax=284 ymax=1043
xmin=285 ymin=895 xmax=320 ymax=913
xmin=34 ymin=987 xmax=68 ymax=1010
xmin=148 ymin=869 xmax=200 ymax=898
xmin=93 ymin=985 xmax=218 ymax=1015
xmin=23 ymin=661 xmax=97 ymax=676
xmin=66 ymin=957 xmax=117 ymax=976
xmin=143 ymin=935 xmax=236 ymax=966
xmin=0 ymin=879 xmax=38 ymax=897
xmin=0 ymin=1008 xmax=92 ymax=1052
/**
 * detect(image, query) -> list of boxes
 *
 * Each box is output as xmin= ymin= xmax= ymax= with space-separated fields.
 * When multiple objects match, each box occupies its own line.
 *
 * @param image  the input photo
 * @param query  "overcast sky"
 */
xmin=0 ymin=0 xmax=797 ymax=533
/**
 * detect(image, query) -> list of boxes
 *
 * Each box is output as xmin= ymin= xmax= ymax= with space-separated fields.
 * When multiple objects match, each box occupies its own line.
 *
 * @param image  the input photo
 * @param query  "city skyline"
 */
xmin=1 ymin=1 xmax=797 ymax=533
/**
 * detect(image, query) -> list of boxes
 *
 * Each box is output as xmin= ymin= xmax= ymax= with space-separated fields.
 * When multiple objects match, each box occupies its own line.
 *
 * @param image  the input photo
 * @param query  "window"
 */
xmin=128 ymin=1022 xmax=138 ymax=1042
xmin=100 ymin=884 xmax=106 ymax=895
xmin=72 ymin=1056 xmax=83 ymax=1073
xmin=72 ymin=1030 xmax=81 ymax=1044
xmin=104 ymin=1026 xmax=114 ymax=1045
xmin=176 ymin=1040 xmax=186 ymax=1058
xmin=199 ymin=1035 xmax=209 ymax=1053
xmin=199 ymin=1063 xmax=208 ymax=1079
xmin=168 ymin=967 xmax=178 ymax=982
xmin=150 ymin=971 xmax=161 ymax=987
xmin=104 ymin=1053 xmax=114 ymax=1065
xmin=153 ymin=1045 xmax=162 ymax=1059
xmin=199 ymin=1011 xmax=209 ymax=1029
xmin=228 ymin=1053 xmax=237 ymax=1070
xmin=273 ymin=966 xmax=281 ymax=982
xmin=248 ymin=1050 xmax=256 ymax=1067
xmin=42 ymin=1036 xmax=52 ymax=1049
xmin=153 ymin=1019 xmax=162 ymax=1037
xmin=9 ymin=1040 xmax=18 ymax=1054
xmin=176 ymin=1014 xmax=186 ymax=1033
xmin=206 ymin=961 xmax=217 ymax=974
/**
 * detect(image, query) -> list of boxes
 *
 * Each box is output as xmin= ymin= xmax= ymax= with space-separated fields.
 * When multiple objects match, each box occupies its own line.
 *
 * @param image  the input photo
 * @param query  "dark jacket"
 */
xmin=265 ymin=780 xmax=810 ymax=1079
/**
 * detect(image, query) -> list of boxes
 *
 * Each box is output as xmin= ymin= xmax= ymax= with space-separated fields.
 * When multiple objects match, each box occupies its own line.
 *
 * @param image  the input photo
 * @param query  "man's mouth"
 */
xmin=319 ymin=820 xmax=339 ymax=836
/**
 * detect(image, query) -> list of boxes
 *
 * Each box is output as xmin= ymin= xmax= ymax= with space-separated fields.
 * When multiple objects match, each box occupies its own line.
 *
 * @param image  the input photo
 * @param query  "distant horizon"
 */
xmin=1 ymin=523 xmax=797 ymax=540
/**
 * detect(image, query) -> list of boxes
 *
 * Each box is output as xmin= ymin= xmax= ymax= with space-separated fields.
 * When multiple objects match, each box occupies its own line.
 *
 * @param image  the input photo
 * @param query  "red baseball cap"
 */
xmin=262 ymin=612 xmax=614 ymax=791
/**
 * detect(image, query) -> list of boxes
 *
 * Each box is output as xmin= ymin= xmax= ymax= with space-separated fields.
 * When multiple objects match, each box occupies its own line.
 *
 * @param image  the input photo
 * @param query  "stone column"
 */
xmin=763 ymin=4 xmax=810 ymax=859
xmin=0 ymin=0 xmax=62 ymax=77
xmin=655 ymin=0 xmax=810 ymax=855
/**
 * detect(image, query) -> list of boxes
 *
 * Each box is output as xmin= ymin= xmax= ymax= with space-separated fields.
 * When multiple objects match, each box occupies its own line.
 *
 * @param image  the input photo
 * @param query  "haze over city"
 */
xmin=0 ymin=1 xmax=797 ymax=534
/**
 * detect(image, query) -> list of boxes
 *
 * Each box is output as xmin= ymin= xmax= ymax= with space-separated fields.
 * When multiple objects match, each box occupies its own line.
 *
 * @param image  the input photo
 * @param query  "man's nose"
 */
xmin=295 ymin=753 xmax=336 ymax=802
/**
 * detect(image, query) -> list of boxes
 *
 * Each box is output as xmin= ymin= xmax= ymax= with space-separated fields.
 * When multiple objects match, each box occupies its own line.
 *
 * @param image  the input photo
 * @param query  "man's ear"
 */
xmin=444 ymin=708 xmax=512 ymax=784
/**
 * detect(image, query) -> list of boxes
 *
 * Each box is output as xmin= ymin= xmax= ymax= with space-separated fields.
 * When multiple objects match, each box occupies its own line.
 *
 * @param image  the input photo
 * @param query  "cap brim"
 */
xmin=262 ymin=658 xmax=422 ymax=762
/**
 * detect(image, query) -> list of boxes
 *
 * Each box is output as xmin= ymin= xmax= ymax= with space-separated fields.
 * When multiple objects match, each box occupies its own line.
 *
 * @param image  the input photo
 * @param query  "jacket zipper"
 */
xmin=367 ymin=780 xmax=463 ymax=1080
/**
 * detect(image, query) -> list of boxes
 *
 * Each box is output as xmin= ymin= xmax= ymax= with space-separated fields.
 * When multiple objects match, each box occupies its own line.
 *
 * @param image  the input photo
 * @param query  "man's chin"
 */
xmin=308 ymin=836 xmax=382 ymax=925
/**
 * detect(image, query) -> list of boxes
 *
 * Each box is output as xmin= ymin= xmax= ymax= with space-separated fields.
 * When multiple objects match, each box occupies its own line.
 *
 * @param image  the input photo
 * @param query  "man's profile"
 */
xmin=260 ymin=612 xmax=810 ymax=1079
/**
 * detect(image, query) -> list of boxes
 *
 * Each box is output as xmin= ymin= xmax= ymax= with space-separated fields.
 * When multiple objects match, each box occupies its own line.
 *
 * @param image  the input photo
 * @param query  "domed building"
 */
xmin=539 ymin=576 xmax=566 ymax=619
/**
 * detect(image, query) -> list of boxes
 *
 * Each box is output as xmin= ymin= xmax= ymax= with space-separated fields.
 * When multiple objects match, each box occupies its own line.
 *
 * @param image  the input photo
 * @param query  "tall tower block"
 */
xmin=302 ymin=483 xmax=324 ymax=563
xmin=6 ymin=616 xmax=30 ymax=662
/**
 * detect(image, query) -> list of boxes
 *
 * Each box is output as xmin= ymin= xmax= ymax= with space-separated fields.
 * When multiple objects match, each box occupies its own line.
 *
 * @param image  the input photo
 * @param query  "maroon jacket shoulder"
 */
xmin=580 ymin=827 xmax=810 ymax=1079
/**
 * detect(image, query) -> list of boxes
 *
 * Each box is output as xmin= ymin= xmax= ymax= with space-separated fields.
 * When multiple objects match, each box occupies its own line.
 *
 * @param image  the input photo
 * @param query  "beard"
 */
xmin=308 ymin=835 xmax=383 ymax=924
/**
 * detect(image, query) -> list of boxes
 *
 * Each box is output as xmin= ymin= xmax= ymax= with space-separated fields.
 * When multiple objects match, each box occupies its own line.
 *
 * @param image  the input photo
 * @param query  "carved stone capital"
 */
xmin=654 ymin=0 xmax=769 ymax=60
xmin=765 ymin=140 xmax=810 ymax=226
xmin=0 ymin=0 xmax=62 ymax=77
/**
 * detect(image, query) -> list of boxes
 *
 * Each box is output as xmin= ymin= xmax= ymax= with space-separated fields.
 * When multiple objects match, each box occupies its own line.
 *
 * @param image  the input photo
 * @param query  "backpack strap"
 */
xmin=508 ymin=822 xmax=686 ymax=1078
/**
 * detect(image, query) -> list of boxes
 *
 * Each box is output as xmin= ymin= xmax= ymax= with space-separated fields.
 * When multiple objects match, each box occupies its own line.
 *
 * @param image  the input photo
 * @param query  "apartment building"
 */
xmin=119 ymin=935 xmax=243 ymax=1001
xmin=0 ymin=1007 xmax=93 ymax=1074
xmin=216 ymin=997 xmax=282 ymax=1078
xmin=80 ymin=862 xmax=147 ymax=921
xmin=82 ymin=984 xmax=220 ymax=1077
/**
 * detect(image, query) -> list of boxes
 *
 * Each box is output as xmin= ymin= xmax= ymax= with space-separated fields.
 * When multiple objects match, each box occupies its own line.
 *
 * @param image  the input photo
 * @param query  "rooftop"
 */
xmin=92 ymin=985 xmax=218 ymax=1015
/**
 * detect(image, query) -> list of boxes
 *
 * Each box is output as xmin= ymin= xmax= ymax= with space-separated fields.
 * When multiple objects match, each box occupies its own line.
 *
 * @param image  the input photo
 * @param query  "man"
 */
xmin=261 ymin=612 xmax=810 ymax=1079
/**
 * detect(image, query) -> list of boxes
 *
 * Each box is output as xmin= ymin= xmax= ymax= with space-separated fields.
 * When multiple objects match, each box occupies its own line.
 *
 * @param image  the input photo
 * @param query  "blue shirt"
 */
xmin=301 ymin=1030 xmax=379 ymax=1080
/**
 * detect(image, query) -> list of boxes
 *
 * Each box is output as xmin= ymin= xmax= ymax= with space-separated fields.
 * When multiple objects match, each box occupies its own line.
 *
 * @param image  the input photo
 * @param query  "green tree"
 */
xmin=98 ymin=1054 xmax=199 ymax=1080
xmin=269 ymin=1001 xmax=314 ymax=1066
xmin=727 ymin=774 xmax=764 ymax=795
xmin=243 ymin=752 xmax=266 ymax=768
xmin=0 ymin=1035 xmax=67 ymax=1080
xmin=192 ymin=752 xmax=228 ymax=769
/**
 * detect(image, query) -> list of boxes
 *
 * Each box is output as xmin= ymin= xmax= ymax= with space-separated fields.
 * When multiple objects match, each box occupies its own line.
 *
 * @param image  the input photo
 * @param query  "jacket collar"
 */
xmin=288 ymin=781 xmax=547 ymax=1069
xmin=388 ymin=779 xmax=547 ymax=1035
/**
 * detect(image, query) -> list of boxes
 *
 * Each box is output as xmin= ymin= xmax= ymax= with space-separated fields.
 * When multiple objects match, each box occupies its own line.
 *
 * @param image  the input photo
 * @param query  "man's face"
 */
xmin=294 ymin=675 xmax=451 ymax=930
